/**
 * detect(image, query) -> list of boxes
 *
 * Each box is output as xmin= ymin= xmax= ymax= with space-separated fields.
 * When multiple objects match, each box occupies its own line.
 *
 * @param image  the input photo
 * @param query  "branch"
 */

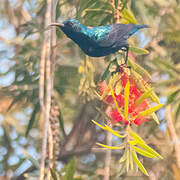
xmin=39 ymin=0 xmax=52 ymax=179
xmin=166 ymin=105 xmax=180 ymax=169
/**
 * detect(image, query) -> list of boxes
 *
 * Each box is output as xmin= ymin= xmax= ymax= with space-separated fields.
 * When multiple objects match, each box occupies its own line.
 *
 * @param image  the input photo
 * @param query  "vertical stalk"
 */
xmin=39 ymin=0 xmax=52 ymax=179
xmin=166 ymin=105 xmax=180 ymax=168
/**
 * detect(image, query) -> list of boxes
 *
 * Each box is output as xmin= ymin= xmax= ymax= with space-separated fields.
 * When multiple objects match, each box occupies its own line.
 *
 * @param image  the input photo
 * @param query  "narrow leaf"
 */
xmin=132 ymin=146 xmax=156 ymax=158
xmin=92 ymin=120 xmax=107 ymax=130
xmin=101 ymin=62 xmax=111 ymax=81
xmin=136 ymin=143 xmax=163 ymax=159
xmin=25 ymin=102 xmax=40 ymax=137
xmin=97 ymin=143 xmax=125 ymax=150
xmin=104 ymin=124 xmax=125 ymax=138
xmin=50 ymin=168 xmax=58 ymax=180
xmin=124 ymin=81 xmax=130 ymax=120
xmin=167 ymin=89 xmax=180 ymax=105
xmin=130 ymin=130 xmax=145 ymax=144
xmin=126 ymin=148 xmax=130 ymax=172
xmin=151 ymin=112 xmax=160 ymax=124
xmin=129 ymin=151 xmax=134 ymax=170
xmin=119 ymin=151 xmax=127 ymax=163
xmin=138 ymin=104 xmax=164 ymax=117
xmin=130 ymin=47 xmax=149 ymax=55
xmin=135 ymin=88 xmax=153 ymax=107
xmin=110 ymin=85 xmax=121 ymax=112
xmin=132 ymin=151 xmax=149 ymax=176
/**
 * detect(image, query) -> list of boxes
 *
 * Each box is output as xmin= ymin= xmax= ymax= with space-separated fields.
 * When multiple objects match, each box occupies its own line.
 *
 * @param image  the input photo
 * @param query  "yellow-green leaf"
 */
xmin=132 ymin=151 xmax=149 ymax=176
xmin=129 ymin=151 xmax=134 ymax=170
xmin=110 ymin=85 xmax=121 ymax=112
xmin=96 ymin=143 xmax=125 ymax=150
xmin=132 ymin=146 xmax=156 ymax=158
xmin=135 ymin=88 xmax=153 ymax=107
xmin=92 ymin=120 xmax=106 ymax=130
xmin=122 ymin=6 xmax=138 ymax=24
xmin=126 ymin=148 xmax=130 ymax=172
xmin=128 ymin=58 xmax=152 ymax=80
xmin=119 ymin=151 xmax=127 ymax=163
xmin=124 ymin=81 xmax=130 ymax=120
xmin=138 ymin=104 xmax=164 ymax=117
xmin=136 ymin=143 xmax=163 ymax=159
xmin=104 ymin=124 xmax=125 ymax=138
xmin=130 ymin=130 xmax=145 ymax=144
xmin=130 ymin=47 xmax=149 ymax=55
xmin=151 ymin=112 xmax=160 ymax=124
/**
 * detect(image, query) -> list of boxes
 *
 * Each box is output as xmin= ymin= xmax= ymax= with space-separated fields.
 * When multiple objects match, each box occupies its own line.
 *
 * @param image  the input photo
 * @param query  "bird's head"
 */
xmin=50 ymin=19 xmax=82 ymax=33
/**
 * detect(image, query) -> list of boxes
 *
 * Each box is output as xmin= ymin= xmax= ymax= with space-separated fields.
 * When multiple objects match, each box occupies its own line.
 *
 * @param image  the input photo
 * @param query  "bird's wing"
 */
xmin=94 ymin=23 xmax=136 ymax=48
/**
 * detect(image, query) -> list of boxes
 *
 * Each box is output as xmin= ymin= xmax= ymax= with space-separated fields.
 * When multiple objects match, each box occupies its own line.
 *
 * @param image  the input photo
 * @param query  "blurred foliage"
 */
xmin=0 ymin=0 xmax=179 ymax=179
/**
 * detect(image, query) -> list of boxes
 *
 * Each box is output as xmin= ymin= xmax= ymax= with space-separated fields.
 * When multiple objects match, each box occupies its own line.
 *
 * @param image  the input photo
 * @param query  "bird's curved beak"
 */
xmin=49 ymin=23 xmax=64 ymax=27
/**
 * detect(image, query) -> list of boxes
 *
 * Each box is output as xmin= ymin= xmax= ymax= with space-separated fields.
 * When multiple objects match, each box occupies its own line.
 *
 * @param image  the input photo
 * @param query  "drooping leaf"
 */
xmin=151 ymin=112 xmax=160 ymax=124
xmin=167 ymin=89 xmax=180 ymax=105
xmin=130 ymin=47 xmax=149 ymax=55
xmin=25 ymin=102 xmax=40 ymax=137
xmin=97 ymin=143 xmax=125 ymax=150
xmin=132 ymin=146 xmax=156 ymax=158
xmin=92 ymin=120 xmax=107 ymax=130
xmin=136 ymin=142 xmax=163 ymax=159
xmin=104 ymin=124 xmax=125 ymax=138
xmin=58 ymin=109 xmax=66 ymax=138
xmin=101 ymin=62 xmax=112 ymax=81
xmin=135 ymin=88 xmax=153 ymax=107
xmin=132 ymin=151 xmax=149 ymax=176
xmin=175 ymin=102 xmax=180 ymax=119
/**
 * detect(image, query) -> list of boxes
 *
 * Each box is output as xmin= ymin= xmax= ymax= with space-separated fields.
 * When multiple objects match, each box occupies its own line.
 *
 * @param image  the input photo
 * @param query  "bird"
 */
xmin=50 ymin=19 xmax=149 ymax=65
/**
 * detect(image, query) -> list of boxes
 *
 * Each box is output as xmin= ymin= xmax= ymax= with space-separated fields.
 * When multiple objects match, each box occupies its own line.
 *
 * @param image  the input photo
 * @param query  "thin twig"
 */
xmin=166 ymin=105 xmax=180 ymax=168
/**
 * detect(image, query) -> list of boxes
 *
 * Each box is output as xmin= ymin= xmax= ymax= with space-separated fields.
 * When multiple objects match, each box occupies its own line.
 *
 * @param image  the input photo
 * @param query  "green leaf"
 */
xmin=175 ymin=103 xmax=180 ymax=119
xmin=65 ymin=158 xmax=76 ymax=180
xmin=132 ymin=151 xmax=149 ymax=176
xmin=130 ymin=130 xmax=145 ymax=144
xmin=135 ymin=88 xmax=153 ymax=107
xmin=167 ymin=89 xmax=180 ymax=105
xmin=130 ymin=47 xmax=149 ymax=55
xmin=126 ymin=148 xmax=130 ymax=172
xmin=136 ymin=142 xmax=163 ymax=159
xmin=25 ymin=102 xmax=40 ymax=137
xmin=119 ymin=151 xmax=127 ymax=163
xmin=129 ymin=151 xmax=134 ymax=170
xmin=8 ymin=91 xmax=27 ymax=111
xmin=128 ymin=58 xmax=152 ymax=80
xmin=138 ymin=104 xmax=164 ymax=117
xmin=122 ymin=6 xmax=138 ymax=24
xmin=101 ymin=62 xmax=111 ymax=81
xmin=97 ymin=143 xmax=125 ymax=150
xmin=92 ymin=120 xmax=107 ymax=130
xmin=104 ymin=124 xmax=125 ymax=138
xmin=50 ymin=168 xmax=58 ymax=180
xmin=151 ymin=112 xmax=160 ymax=124
xmin=110 ymin=85 xmax=121 ymax=112
xmin=122 ymin=0 xmax=129 ymax=11
xmin=59 ymin=109 xmax=66 ymax=138
xmin=132 ymin=146 xmax=156 ymax=158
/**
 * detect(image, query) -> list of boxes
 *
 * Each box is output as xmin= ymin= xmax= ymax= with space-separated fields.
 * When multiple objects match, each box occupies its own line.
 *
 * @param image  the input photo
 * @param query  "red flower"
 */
xmin=109 ymin=110 xmax=123 ymax=123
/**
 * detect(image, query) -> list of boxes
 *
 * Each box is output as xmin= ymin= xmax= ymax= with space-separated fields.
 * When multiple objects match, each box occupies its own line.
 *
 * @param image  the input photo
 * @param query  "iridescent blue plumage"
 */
xmin=51 ymin=19 xmax=148 ymax=64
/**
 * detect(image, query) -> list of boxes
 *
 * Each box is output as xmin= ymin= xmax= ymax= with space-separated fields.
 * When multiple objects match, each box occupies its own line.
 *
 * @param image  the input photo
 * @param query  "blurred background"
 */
xmin=0 ymin=0 xmax=180 ymax=179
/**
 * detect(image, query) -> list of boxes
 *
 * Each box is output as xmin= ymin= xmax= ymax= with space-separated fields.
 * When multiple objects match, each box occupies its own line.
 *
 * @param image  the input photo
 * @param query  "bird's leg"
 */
xmin=124 ymin=45 xmax=129 ymax=65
